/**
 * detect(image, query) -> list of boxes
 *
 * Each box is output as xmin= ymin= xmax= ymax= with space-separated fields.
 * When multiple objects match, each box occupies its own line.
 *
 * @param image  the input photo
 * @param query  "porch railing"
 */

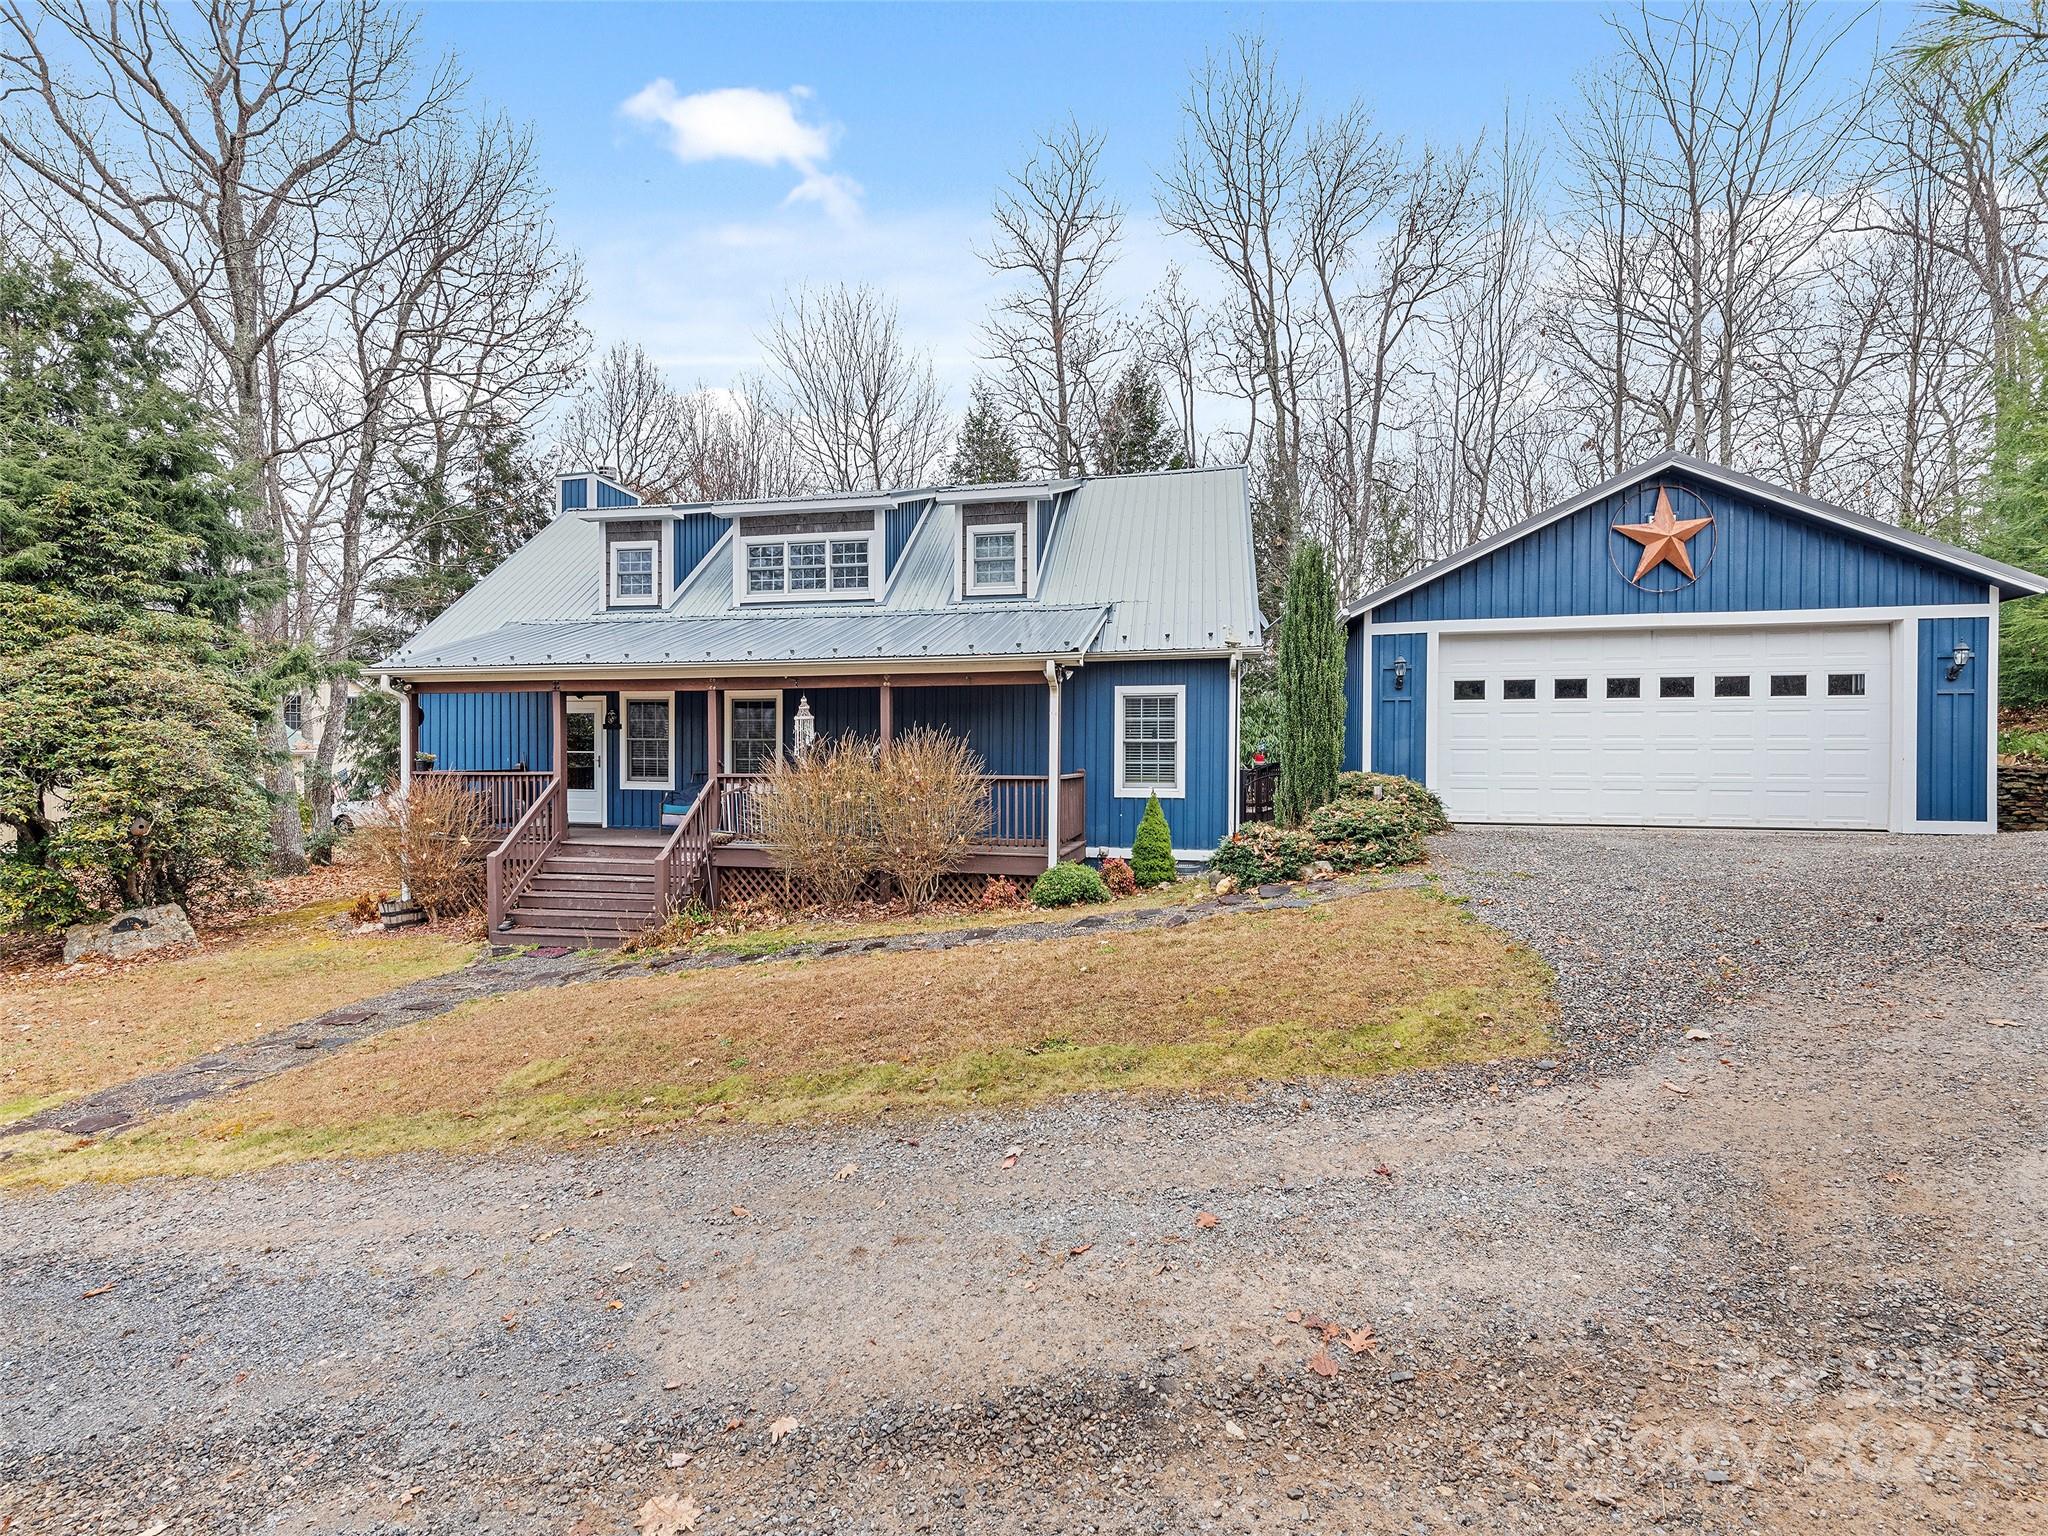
xmin=713 ymin=771 xmax=1084 ymax=851
xmin=416 ymin=769 xmax=553 ymax=831
xmin=655 ymin=777 xmax=716 ymax=912
xmin=483 ymin=776 xmax=563 ymax=933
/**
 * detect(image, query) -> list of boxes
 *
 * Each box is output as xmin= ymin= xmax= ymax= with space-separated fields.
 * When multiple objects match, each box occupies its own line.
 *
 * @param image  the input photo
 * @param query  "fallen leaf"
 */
xmin=768 ymin=1413 xmax=799 ymax=1445
xmin=1342 ymin=1325 xmax=1379 ymax=1354
xmin=501 ymin=1313 xmax=518 ymax=1332
xmin=1658 ymin=1080 xmax=1692 ymax=1098
xmin=606 ymin=1299 xmax=624 ymax=1310
xmin=1001 ymin=1144 xmax=1022 ymax=1169
xmin=80 ymin=1283 xmax=114 ymax=1299
xmin=637 ymin=1492 xmax=702 ymax=1535
xmin=1373 ymin=1163 xmax=1395 ymax=1180
xmin=1069 ymin=1243 xmax=1093 ymax=1257
xmin=662 ymin=1380 xmax=683 ymax=1391
xmin=1194 ymin=1211 xmax=1219 ymax=1230
xmin=730 ymin=1204 xmax=752 ymax=1219
xmin=396 ymin=1485 xmax=424 ymax=1506
xmin=1307 ymin=1347 xmax=1339 ymax=1378
xmin=833 ymin=1163 xmax=857 ymax=1181
xmin=1285 ymin=1309 xmax=1302 ymax=1323
xmin=1880 ymin=1171 xmax=1906 ymax=1185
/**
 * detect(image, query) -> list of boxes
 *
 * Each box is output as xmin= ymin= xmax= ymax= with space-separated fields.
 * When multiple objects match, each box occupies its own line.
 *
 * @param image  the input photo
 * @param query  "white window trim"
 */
xmin=608 ymin=538 xmax=663 ymax=608
xmin=724 ymin=689 xmax=783 ymax=774
xmin=733 ymin=526 xmax=879 ymax=605
xmin=1113 ymin=683 xmax=1187 ymax=800
xmin=619 ymin=691 xmax=675 ymax=789
xmin=964 ymin=521 xmax=1026 ymax=597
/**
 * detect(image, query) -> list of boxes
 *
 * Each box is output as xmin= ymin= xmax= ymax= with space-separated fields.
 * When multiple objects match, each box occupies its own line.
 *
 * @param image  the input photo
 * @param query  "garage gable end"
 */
xmin=1371 ymin=467 xmax=1988 ymax=625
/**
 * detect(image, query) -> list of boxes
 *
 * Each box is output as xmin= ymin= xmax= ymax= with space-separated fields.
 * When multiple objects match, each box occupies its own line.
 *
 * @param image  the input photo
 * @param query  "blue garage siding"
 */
xmin=418 ymin=691 xmax=552 ymax=773
xmin=1370 ymin=632 xmax=1427 ymax=782
xmin=1373 ymin=471 xmax=1982 ymax=625
xmin=1917 ymin=616 xmax=1991 ymax=824
xmin=1343 ymin=621 xmax=1366 ymax=771
xmin=1063 ymin=658 xmax=1233 ymax=854
xmin=897 ymin=684 xmax=1045 ymax=775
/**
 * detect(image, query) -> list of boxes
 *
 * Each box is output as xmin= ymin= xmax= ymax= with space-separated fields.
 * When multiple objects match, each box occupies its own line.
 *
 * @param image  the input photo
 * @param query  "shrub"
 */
xmin=1098 ymin=856 xmax=1137 ymax=898
xmin=1275 ymin=539 xmax=1345 ymax=826
xmin=1131 ymin=793 xmax=1176 ymax=886
xmin=753 ymin=735 xmax=882 ymax=908
xmin=1030 ymin=861 xmax=1109 ymax=908
xmin=976 ymin=876 xmax=1024 ymax=910
xmin=869 ymin=727 xmax=992 ymax=910
xmin=351 ymin=780 xmax=488 ymax=919
xmin=1210 ymin=772 xmax=1447 ymax=886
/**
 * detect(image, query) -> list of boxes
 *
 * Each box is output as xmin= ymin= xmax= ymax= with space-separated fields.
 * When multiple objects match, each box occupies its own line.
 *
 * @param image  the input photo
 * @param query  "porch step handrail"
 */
xmin=655 ymin=775 xmax=718 ymax=912
xmin=484 ymin=775 xmax=564 ymax=933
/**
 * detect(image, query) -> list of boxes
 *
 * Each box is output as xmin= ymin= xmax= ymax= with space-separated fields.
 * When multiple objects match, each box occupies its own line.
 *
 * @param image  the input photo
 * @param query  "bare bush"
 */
xmin=753 ymin=736 xmax=881 ymax=908
xmin=870 ymin=728 xmax=993 ymax=911
xmin=352 ymin=780 xmax=489 ymax=919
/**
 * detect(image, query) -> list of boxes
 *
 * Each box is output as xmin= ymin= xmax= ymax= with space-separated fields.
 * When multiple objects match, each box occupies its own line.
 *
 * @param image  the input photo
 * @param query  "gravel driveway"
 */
xmin=4 ymin=827 xmax=2045 ymax=1535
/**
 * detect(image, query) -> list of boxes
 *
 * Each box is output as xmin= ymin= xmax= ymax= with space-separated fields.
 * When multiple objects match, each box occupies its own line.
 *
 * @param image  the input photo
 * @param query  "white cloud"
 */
xmin=620 ymin=81 xmax=861 ymax=221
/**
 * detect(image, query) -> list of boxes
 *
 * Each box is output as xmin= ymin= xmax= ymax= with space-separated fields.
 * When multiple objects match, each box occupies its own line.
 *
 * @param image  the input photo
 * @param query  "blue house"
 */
xmin=380 ymin=466 xmax=1262 ymax=940
xmin=1345 ymin=452 xmax=2047 ymax=834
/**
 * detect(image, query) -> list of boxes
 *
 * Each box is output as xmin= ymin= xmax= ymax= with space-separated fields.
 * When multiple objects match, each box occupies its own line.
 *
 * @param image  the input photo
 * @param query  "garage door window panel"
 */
xmin=1607 ymin=677 xmax=1642 ymax=699
xmin=1770 ymin=674 xmax=1808 ymax=697
xmin=1828 ymin=673 xmax=1867 ymax=696
xmin=1714 ymin=675 xmax=1751 ymax=697
xmin=1660 ymin=676 xmax=1696 ymax=699
xmin=1503 ymin=679 xmax=1537 ymax=700
xmin=1453 ymin=680 xmax=1486 ymax=700
xmin=1554 ymin=678 xmax=1589 ymax=699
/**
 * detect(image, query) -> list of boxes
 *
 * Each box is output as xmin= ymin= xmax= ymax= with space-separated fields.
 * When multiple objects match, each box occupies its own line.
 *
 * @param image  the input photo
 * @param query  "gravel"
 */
xmin=3 ymin=826 xmax=2045 ymax=1534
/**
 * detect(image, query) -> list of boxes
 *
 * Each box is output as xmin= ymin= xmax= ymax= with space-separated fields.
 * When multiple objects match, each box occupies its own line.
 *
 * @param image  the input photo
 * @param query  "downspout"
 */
xmin=1044 ymin=657 xmax=1063 ymax=870
xmin=375 ymin=673 xmax=414 ymax=904
xmin=1227 ymin=649 xmax=1243 ymax=836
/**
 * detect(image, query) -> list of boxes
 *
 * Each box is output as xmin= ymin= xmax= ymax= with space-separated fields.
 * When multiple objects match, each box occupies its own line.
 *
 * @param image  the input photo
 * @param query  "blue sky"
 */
xmin=416 ymin=1 xmax=1912 ymax=400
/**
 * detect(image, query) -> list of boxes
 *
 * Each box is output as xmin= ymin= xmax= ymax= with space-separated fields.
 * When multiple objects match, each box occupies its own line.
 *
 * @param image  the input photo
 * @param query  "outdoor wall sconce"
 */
xmin=602 ymin=707 xmax=620 ymax=731
xmin=1946 ymin=641 xmax=1974 ymax=682
xmin=1392 ymin=656 xmax=1409 ymax=692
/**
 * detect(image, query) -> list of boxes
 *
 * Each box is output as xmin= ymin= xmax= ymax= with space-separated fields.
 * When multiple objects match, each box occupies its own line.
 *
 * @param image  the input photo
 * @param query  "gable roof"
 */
xmin=1347 ymin=451 xmax=2048 ymax=620
xmin=381 ymin=464 xmax=1261 ymax=677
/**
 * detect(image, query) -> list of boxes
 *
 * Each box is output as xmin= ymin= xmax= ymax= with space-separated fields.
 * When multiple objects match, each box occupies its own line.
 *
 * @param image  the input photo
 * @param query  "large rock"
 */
xmin=62 ymin=903 xmax=197 ymax=964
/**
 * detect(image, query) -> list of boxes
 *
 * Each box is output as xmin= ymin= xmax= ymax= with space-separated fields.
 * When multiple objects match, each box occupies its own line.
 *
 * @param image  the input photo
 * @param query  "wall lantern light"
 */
xmin=1392 ymin=656 xmax=1409 ymax=692
xmin=602 ymin=707 xmax=620 ymax=731
xmin=1946 ymin=641 xmax=1974 ymax=682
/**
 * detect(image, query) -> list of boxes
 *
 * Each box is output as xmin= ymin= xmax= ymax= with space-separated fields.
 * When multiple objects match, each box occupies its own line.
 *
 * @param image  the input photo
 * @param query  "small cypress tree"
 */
xmin=1274 ymin=539 xmax=1346 ymax=828
xmin=1131 ymin=792 xmax=1176 ymax=886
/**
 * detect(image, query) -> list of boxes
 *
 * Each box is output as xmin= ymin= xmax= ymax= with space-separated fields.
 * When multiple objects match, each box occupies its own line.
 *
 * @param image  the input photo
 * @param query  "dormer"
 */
xmin=702 ymin=493 xmax=902 ymax=606
xmin=942 ymin=482 xmax=1074 ymax=603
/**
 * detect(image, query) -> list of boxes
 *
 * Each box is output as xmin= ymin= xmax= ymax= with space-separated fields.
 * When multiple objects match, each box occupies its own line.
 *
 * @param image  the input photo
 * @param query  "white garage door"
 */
xmin=1437 ymin=625 xmax=1892 ymax=829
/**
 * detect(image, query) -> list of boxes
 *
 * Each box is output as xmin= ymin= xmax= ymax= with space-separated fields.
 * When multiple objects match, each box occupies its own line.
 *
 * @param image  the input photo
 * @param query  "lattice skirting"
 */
xmin=711 ymin=867 xmax=1014 ymax=909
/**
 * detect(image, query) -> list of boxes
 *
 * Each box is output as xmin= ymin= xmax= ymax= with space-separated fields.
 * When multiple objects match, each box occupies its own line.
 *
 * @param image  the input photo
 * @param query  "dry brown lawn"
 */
xmin=4 ymin=887 xmax=1553 ymax=1185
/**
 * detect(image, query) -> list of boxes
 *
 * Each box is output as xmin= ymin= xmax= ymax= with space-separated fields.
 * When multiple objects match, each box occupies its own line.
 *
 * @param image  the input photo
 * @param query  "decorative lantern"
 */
xmin=792 ymin=694 xmax=816 ymax=760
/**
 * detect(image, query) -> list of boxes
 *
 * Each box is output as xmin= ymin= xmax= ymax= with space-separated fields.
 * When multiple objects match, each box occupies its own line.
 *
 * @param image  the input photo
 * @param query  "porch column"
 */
xmin=550 ymin=687 xmax=567 ymax=782
xmin=1045 ymin=667 xmax=1062 ymax=869
xmin=397 ymin=684 xmax=416 ymax=795
xmin=706 ymin=686 xmax=722 ymax=777
xmin=878 ymin=680 xmax=894 ymax=754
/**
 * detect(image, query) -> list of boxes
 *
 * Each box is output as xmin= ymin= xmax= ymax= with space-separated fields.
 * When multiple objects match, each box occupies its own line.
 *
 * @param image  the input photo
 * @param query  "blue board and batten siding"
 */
xmin=1063 ymin=659 xmax=1234 ymax=853
xmin=1917 ymin=616 xmax=1990 ymax=824
xmin=1369 ymin=633 xmax=1427 ymax=783
xmin=1371 ymin=472 xmax=1982 ymax=625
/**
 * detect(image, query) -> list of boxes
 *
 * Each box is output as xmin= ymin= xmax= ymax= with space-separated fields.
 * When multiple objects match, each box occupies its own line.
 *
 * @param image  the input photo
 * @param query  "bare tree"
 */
xmin=764 ymin=283 xmax=949 ymax=491
xmin=1139 ymin=264 xmax=1208 ymax=465
xmin=554 ymin=342 xmax=691 ymax=499
xmin=980 ymin=118 xmax=1125 ymax=476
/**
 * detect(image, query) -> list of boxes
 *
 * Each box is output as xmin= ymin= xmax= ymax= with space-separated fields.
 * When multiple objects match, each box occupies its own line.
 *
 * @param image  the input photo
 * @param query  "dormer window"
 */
xmin=608 ymin=539 xmax=661 ymax=607
xmin=738 ymin=530 xmax=875 ymax=601
xmin=966 ymin=522 xmax=1024 ymax=596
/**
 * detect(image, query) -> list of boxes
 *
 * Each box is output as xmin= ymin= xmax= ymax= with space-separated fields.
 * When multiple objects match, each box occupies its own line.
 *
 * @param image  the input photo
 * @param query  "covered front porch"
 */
xmin=400 ymin=669 xmax=1084 ymax=932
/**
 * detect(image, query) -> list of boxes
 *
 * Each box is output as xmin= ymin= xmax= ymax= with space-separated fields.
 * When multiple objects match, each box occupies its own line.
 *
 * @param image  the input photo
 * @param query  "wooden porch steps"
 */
xmin=498 ymin=834 xmax=669 ymax=948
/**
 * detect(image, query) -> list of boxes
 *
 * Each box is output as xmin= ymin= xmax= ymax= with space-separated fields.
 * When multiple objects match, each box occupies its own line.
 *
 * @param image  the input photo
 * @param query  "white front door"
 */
xmin=1436 ymin=624 xmax=1893 ymax=830
xmin=564 ymin=699 xmax=606 ymax=825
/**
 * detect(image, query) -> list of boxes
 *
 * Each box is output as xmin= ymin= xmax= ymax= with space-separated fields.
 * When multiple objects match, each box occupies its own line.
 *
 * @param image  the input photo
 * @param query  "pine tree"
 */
xmin=1274 ymin=539 xmax=1346 ymax=828
xmin=947 ymin=378 xmax=1025 ymax=484
xmin=1091 ymin=362 xmax=1185 ymax=474
xmin=1983 ymin=313 xmax=2048 ymax=708
xmin=1131 ymin=792 xmax=1176 ymax=886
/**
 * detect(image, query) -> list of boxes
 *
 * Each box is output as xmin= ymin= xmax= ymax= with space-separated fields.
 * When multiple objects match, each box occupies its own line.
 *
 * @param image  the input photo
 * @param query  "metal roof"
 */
xmin=1347 ymin=450 xmax=2048 ymax=619
xmin=382 ymin=465 xmax=1261 ymax=675
xmin=392 ymin=605 xmax=1113 ymax=674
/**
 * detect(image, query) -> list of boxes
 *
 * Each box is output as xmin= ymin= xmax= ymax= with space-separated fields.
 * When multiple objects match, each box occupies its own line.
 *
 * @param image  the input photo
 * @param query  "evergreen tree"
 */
xmin=1274 ymin=539 xmax=1346 ymax=828
xmin=947 ymin=378 xmax=1025 ymax=484
xmin=1983 ymin=312 xmax=2048 ymax=708
xmin=1091 ymin=361 xmax=1185 ymax=474
xmin=1131 ymin=792 xmax=1176 ymax=886
xmin=0 ymin=256 xmax=275 ymax=928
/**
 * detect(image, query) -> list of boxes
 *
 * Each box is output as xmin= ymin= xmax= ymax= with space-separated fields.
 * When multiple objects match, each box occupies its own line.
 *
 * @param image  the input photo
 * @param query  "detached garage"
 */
xmin=1343 ymin=453 xmax=2048 ymax=834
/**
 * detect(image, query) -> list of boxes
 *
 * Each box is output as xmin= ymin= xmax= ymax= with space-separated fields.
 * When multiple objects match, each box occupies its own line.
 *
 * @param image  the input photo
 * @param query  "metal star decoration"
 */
xmin=1613 ymin=486 xmax=1713 ymax=583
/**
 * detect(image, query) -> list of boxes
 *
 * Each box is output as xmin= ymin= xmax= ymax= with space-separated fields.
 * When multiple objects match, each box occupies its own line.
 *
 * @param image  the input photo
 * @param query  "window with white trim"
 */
xmin=1114 ymin=686 xmax=1185 ymax=798
xmin=621 ymin=695 xmax=673 ymax=788
xmin=609 ymin=540 xmax=660 ymax=607
xmin=966 ymin=523 xmax=1023 ymax=596
xmin=741 ymin=534 xmax=874 ymax=600
xmin=726 ymin=693 xmax=781 ymax=773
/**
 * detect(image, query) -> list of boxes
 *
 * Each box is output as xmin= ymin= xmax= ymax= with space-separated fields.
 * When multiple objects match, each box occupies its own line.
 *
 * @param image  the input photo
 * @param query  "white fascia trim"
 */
xmin=1347 ymin=451 xmax=2048 ymax=618
xmin=1368 ymin=603 xmax=2000 ymax=637
xmin=1112 ymin=683 xmax=1188 ymax=799
xmin=617 ymin=689 xmax=677 ymax=789
xmin=608 ymin=539 xmax=664 ymax=609
xmin=1087 ymin=845 xmax=1216 ymax=862
xmin=734 ymin=527 xmax=879 ymax=605
xmin=1987 ymin=591 xmax=2002 ymax=829
xmin=381 ymin=657 xmax=1089 ymax=687
xmin=964 ymin=520 xmax=1027 ymax=597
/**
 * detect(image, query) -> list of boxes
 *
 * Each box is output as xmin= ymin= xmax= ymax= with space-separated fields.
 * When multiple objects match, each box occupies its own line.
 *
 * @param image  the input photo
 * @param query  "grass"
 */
xmin=0 ymin=887 xmax=1554 ymax=1186
xmin=0 ymin=899 xmax=476 ymax=1128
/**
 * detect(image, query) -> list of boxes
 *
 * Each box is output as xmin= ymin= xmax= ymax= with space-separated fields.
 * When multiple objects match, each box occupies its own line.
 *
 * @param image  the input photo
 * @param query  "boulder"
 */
xmin=63 ymin=903 xmax=197 ymax=964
